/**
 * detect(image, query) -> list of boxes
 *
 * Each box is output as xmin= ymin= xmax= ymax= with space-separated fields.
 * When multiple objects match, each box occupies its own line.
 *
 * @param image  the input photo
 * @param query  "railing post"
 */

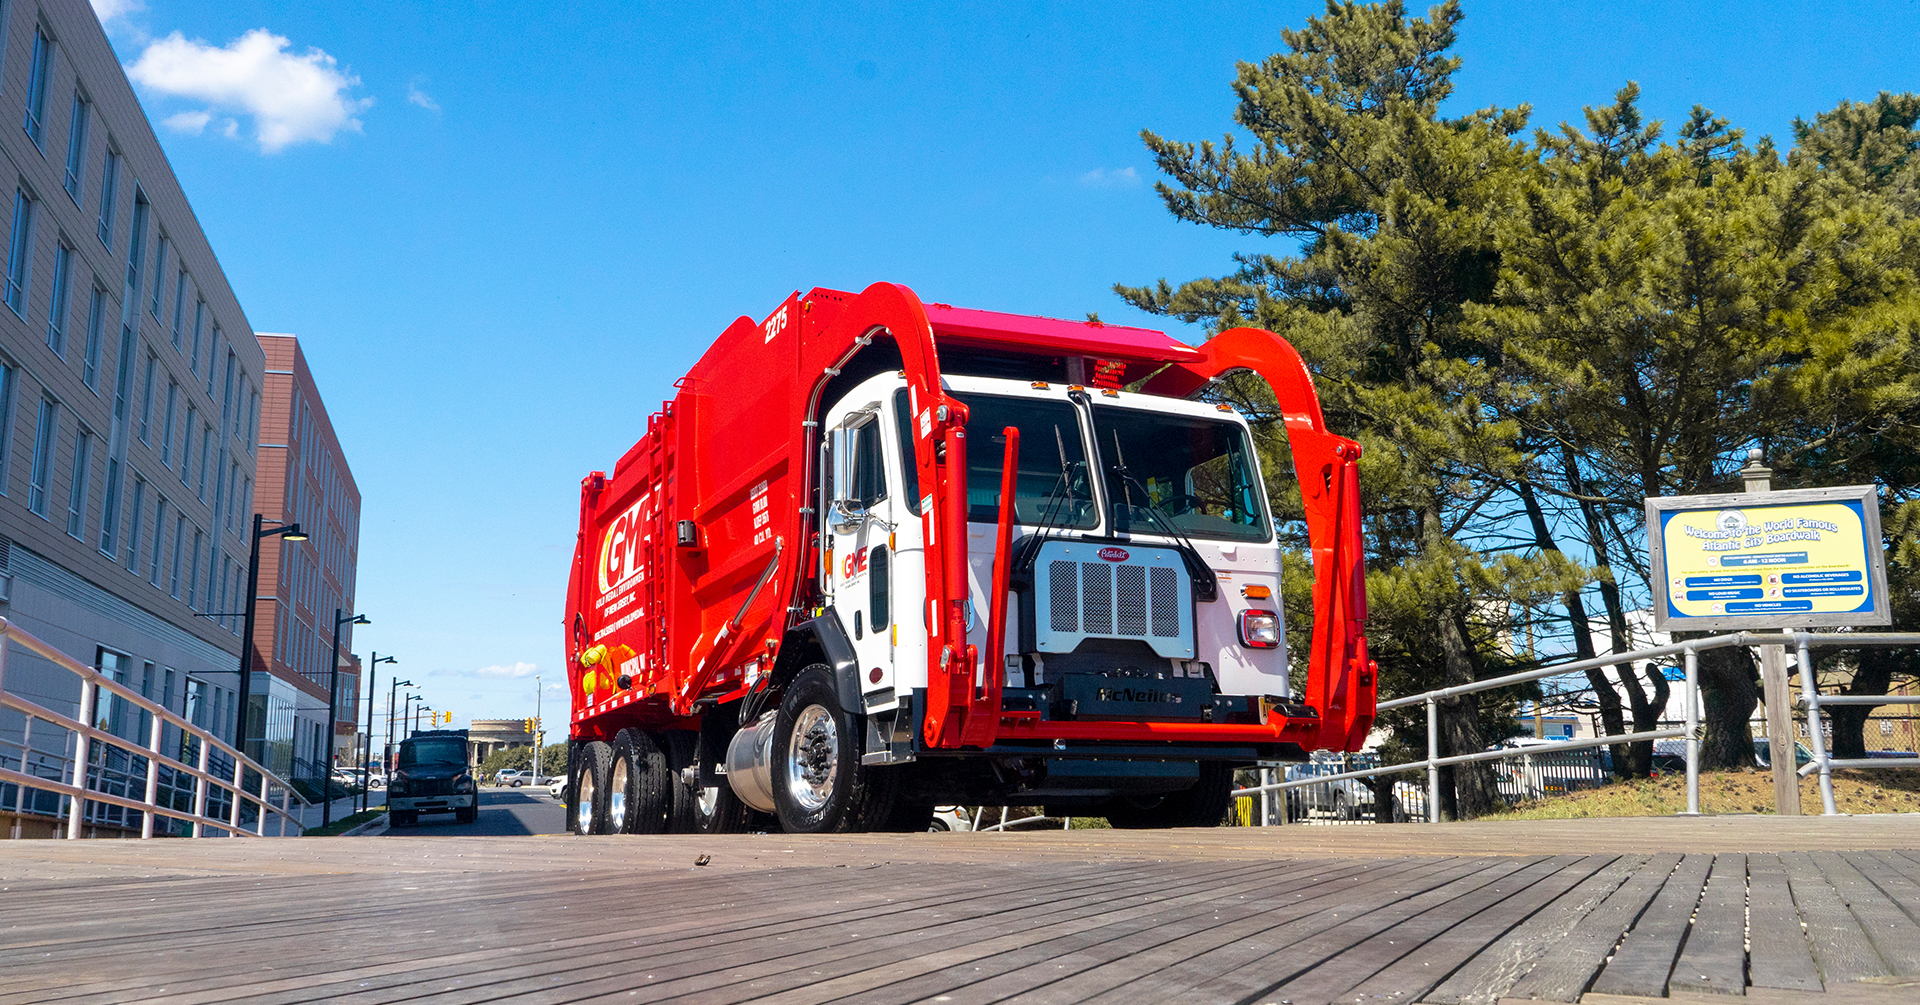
xmin=191 ymin=739 xmax=210 ymax=838
xmin=278 ymin=784 xmax=291 ymax=836
xmin=141 ymin=710 xmax=163 ymax=839
xmin=1259 ymin=767 xmax=1271 ymax=826
xmin=1797 ymin=637 xmax=1838 ymax=815
xmin=1684 ymin=645 xmax=1700 ymax=817
xmin=228 ymin=757 xmax=245 ymax=835
xmin=1426 ymin=696 xmax=1440 ymax=824
xmin=255 ymin=770 xmax=271 ymax=835
xmin=66 ymin=679 xmax=97 ymax=840
xmin=14 ymin=715 xmax=33 ymax=838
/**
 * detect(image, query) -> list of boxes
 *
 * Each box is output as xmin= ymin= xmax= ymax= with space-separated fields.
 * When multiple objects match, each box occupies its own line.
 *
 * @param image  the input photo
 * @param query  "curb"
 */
xmin=340 ymin=813 xmax=390 ymax=837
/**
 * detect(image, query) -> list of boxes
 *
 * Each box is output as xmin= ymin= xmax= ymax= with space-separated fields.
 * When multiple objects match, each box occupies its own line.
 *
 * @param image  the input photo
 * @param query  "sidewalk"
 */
xmin=285 ymin=793 xmax=379 ymax=832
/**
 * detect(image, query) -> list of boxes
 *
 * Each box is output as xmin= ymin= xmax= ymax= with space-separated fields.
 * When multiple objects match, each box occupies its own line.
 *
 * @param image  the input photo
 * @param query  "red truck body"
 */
xmin=564 ymin=282 xmax=1373 ymax=833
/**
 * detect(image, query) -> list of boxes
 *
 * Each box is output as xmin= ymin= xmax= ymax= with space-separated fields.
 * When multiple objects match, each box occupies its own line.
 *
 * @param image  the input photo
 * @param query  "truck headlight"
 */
xmin=1239 ymin=610 xmax=1280 ymax=649
xmin=454 ymin=775 xmax=476 ymax=795
xmin=390 ymin=774 xmax=410 ymax=796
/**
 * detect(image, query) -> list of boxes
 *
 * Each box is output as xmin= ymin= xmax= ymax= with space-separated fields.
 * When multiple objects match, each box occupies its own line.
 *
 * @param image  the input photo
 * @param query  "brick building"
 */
xmin=0 ymin=0 xmax=270 ymax=825
xmin=252 ymin=334 xmax=361 ymax=775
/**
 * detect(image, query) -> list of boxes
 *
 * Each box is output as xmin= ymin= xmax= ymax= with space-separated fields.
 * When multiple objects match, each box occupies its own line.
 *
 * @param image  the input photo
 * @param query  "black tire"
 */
xmin=1102 ymin=762 xmax=1235 ymax=829
xmin=391 ymin=810 xmax=417 ymax=828
xmin=664 ymin=731 xmax=699 ymax=834
xmin=1334 ymin=791 xmax=1354 ymax=821
xmin=573 ymin=739 xmax=614 ymax=835
xmin=771 ymin=665 xmax=874 ymax=833
xmin=455 ymin=805 xmax=477 ymax=825
xmin=611 ymin=729 xmax=672 ymax=835
xmin=511 ymin=780 xmax=524 ymax=788
xmin=882 ymin=799 xmax=936 ymax=833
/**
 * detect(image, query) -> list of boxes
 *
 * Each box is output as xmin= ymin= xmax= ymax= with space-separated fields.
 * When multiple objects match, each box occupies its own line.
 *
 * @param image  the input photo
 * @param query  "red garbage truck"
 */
xmin=563 ymin=282 xmax=1373 ymax=834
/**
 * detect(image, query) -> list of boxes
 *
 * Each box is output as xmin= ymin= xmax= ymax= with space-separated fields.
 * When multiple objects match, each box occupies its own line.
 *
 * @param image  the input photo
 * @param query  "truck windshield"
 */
xmin=955 ymin=392 xmax=1098 ymax=527
xmin=400 ymin=738 xmax=467 ymax=768
xmin=893 ymin=389 xmax=1096 ymax=527
xmin=1090 ymin=405 xmax=1271 ymax=542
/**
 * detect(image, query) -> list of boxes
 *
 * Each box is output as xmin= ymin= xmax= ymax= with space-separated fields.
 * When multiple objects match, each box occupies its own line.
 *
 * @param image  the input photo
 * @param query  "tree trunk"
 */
xmin=1696 ymin=642 xmax=1759 ymax=769
xmin=1437 ymin=612 xmax=1500 ymax=819
xmin=1514 ymin=479 xmax=1630 ymax=779
xmin=1829 ymin=650 xmax=1894 ymax=760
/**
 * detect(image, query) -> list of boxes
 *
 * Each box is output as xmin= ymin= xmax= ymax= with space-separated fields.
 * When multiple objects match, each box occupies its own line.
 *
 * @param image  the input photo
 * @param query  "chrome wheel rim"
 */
xmin=784 ymin=704 xmax=838 ymax=812
xmin=576 ymin=772 xmax=595 ymax=832
xmin=696 ymin=782 xmax=720 ymax=822
xmin=608 ymin=757 xmax=630 ymax=832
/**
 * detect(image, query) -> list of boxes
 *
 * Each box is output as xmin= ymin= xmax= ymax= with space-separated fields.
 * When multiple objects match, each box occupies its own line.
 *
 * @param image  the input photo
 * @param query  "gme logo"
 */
xmin=1098 ymin=547 xmax=1130 ymax=562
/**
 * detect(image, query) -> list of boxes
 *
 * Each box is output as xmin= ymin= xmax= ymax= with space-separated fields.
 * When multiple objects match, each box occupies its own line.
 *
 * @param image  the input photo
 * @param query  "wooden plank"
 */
xmin=1053 ymin=858 xmax=1511 ymax=1005
xmin=795 ymin=857 xmax=1462 ymax=1005
xmin=1780 ymin=850 xmax=1890 ymax=984
xmin=1588 ymin=853 xmax=1712 ymax=998
xmin=1421 ymin=854 xmax=1643 ymax=1005
xmin=695 ymin=857 xmax=1439 ymax=1005
xmin=1669 ymin=853 xmax=1747 ymax=996
xmin=1505 ymin=853 xmax=1682 ymax=1003
xmin=1812 ymin=851 xmax=1920 ymax=974
xmin=1746 ymin=854 xmax=1823 ymax=993
xmin=1859 ymin=850 xmax=1920 ymax=918
xmin=1247 ymin=856 xmax=1577 ymax=1005
xmin=1342 ymin=855 xmax=1613 ymax=1005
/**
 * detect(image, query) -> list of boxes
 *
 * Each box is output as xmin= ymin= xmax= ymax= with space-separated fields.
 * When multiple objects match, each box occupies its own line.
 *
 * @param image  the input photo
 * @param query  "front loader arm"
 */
xmin=1141 ymin=327 xmax=1375 ymax=752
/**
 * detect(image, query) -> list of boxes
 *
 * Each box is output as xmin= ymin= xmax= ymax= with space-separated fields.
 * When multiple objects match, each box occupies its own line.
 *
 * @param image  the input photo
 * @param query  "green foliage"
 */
xmin=476 ymin=743 xmax=567 ymax=779
xmin=1124 ymin=1 xmax=1920 ymax=788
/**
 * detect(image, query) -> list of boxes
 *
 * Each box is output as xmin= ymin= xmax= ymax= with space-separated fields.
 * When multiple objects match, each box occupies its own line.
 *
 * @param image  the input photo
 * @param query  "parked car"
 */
xmin=1649 ymin=737 xmax=1815 ymax=774
xmin=1284 ymin=762 xmax=1376 ymax=820
xmin=494 ymin=769 xmax=530 ymax=787
xmin=548 ymin=775 xmax=567 ymax=800
xmin=1490 ymin=737 xmax=1608 ymax=800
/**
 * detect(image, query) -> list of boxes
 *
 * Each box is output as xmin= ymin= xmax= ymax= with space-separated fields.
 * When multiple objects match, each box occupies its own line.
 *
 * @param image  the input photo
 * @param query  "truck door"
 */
xmin=823 ymin=406 xmax=895 ymax=689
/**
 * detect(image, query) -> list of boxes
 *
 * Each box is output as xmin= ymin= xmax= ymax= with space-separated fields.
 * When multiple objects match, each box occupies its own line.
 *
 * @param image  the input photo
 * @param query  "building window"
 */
xmin=149 ymin=236 xmax=166 ymax=318
xmin=205 ymin=326 xmax=219 ymax=396
xmin=27 ymin=397 xmax=57 ymax=516
xmin=197 ymin=424 xmax=210 ymax=500
xmin=125 ymin=474 xmax=146 ymax=569
xmin=97 ymin=150 xmax=118 ymax=248
xmin=0 ymin=360 xmax=14 ymax=493
xmin=62 ymin=93 xmax=86 ymax=203
xmin=137 ymin=351 xmax=155 ymax=443
xmin=6 ymin=188 xmax=33 ymax=317
xmin=126 ymin=191 xmax=147 ymax=298
xmin=149 ymin=497 xmax=168 ymax=584
xmin=82 ymin=286 xmax=103 ymax=389
xmin=65 ymin=425 xmax=90 ymax=538
xmin=22 ymin=27 xmax=51 ymax=148
xmin=169 ymin=515 xmax=185 ymax=596
xmin=96 ymin=458 xmax=119 ymax=554
xmin=248 ymin=390 xmax=259 ymax=451
xmin=160 ymin=380 xmax=177 ymax=466
xmin=46 ymin=240 xmax=70 ymax=356
xmin=188 ymin=300 xmax=203 ymax=375
xmin=187 ymin=527 xmax=202 ymax=607
xmin=180 ymin=405 xmax=194 ymax=483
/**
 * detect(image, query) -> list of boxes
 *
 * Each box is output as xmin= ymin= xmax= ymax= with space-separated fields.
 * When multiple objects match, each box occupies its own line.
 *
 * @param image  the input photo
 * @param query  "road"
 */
xmin=383 ymin=785 xmax=566 ymax=836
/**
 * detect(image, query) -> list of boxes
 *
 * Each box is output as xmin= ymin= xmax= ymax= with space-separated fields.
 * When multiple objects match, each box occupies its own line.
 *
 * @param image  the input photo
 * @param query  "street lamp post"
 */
xmin=531 ymin=674 xmax=541 ymax=786
xmin=235 ymin=515 xmax=305 ymax=755
xmin=402 ymin=693 xmax=420 ymax=744
xmin=386 ymin=678 xmax=414 ymax=777
xmin=362 ymin=653 xmax=397 ymax=814
xmin=324 ymin=608 xmax=371 ymax=827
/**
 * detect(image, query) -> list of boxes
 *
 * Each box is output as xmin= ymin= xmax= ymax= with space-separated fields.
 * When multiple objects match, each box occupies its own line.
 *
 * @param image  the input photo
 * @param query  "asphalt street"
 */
xmin=383 ymin=786 xmax=566 ymax=836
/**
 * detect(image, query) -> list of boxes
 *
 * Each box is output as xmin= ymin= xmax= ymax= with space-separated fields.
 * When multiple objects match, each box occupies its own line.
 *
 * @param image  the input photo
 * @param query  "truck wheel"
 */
xmin=611 ymin=729 xmax=671 ymax=834
xmin=772 ymin=665 xmax=872 ymax=833
xmin=664 ymin=732 xmax=699 ymax=833
xmin=574 ymin=740 xmax=614 ymax=835
xmin=692 ymin=725 xmax=753 ymax=834
xmin=1334 ymin=791 xmax=1354 ymax=821
xmin=1102 ymin=762 xmax=1235 ymax=829
xmin=455 ymin=805 xmax=477 ymax=825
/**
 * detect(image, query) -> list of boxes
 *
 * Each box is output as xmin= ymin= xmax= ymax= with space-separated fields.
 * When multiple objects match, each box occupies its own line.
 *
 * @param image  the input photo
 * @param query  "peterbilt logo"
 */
xmin=1097 ymin=546 xmax=1130 ymax=562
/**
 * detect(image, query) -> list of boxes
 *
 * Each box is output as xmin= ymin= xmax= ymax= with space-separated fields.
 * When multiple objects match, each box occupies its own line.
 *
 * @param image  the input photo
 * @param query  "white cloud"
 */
xmin=126 ymin=29 xmax=371 ymax=153
xmin=407 ymin=84 xmax=440 ymax=113
xmin=474 ymin=661 xmax=539 ymax=678
xmin=90 ymin=0 xmax=143 ymax=24
xmin=161 ymin=110 xmax=210 ymax=134
xmin=1078 ymin=166 xmax=1142 ymax=190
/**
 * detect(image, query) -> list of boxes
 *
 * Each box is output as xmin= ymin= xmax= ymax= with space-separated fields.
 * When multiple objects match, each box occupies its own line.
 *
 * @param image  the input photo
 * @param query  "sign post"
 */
xmin=1646 ymin=452 xmax=1890 ymax=815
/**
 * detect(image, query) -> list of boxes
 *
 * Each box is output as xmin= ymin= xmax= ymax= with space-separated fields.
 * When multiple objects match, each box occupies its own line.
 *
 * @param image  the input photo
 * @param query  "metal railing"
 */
xmin=0 ymin=616 xmax=311 ymax=838
xmin=1230 ymin=630 xmax=1920 ymax=822
xmin=1793 ymin=632 xmax=1920 ymax=815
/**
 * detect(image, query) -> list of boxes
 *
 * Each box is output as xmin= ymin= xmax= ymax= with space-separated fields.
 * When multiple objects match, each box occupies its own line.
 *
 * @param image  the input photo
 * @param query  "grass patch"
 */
xmin=302 ymin=806 xmax=387 ymax=836
xmin=1481 ymin=768 xmax=1920 ymax=820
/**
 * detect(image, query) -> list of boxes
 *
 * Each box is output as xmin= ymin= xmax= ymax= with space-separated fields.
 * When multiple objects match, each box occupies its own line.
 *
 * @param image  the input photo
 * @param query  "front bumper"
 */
xmin=389 ymin=793 xmax=475 ymax=814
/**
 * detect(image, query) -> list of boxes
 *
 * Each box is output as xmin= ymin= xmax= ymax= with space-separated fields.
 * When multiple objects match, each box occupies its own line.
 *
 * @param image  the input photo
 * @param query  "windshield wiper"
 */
xmin=1107 ymin=430 xmax=1220 ymax=602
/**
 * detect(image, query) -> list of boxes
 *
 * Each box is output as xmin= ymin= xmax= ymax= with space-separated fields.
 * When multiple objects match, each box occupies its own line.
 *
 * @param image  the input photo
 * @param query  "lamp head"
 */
xmin=350 ymin=614 xmax=371 ymax=626
xmin=280 ymin=523 xmax=308 ymax=542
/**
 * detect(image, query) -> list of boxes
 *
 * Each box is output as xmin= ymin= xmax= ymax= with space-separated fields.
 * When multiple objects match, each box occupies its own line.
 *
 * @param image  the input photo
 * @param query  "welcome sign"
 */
xmin=1646 ymin=484 xmax=1890 ymax=631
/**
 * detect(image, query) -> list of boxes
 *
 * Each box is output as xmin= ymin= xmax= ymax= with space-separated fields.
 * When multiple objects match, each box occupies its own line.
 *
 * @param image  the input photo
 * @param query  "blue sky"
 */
xmin=95 ymin=1 xmax=1920 ymax=727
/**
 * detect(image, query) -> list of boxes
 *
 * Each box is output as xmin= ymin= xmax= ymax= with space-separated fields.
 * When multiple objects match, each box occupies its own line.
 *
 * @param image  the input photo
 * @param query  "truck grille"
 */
xmin=1030 ymin=542 xmax=1194 ymax=659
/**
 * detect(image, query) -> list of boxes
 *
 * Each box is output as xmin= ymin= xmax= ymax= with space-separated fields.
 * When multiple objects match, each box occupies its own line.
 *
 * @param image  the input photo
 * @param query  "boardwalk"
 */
xmin=2 ymin=817 xmax=1917 ymax=1004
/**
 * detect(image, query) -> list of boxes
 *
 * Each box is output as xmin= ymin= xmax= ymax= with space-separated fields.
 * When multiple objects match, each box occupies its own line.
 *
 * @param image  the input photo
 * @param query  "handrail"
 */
xmin=1233 ymin=630 xmax=1920 ymax=823
xmin=0 ymin=615 xmax=312 ymax=837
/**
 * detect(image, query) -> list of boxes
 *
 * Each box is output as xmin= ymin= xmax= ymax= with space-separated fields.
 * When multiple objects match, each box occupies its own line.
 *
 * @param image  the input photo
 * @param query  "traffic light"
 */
xmin=525 ymin=717 xmax=535 ymax=734
xmin=441 ymin=711 xmax=453 ymax=725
